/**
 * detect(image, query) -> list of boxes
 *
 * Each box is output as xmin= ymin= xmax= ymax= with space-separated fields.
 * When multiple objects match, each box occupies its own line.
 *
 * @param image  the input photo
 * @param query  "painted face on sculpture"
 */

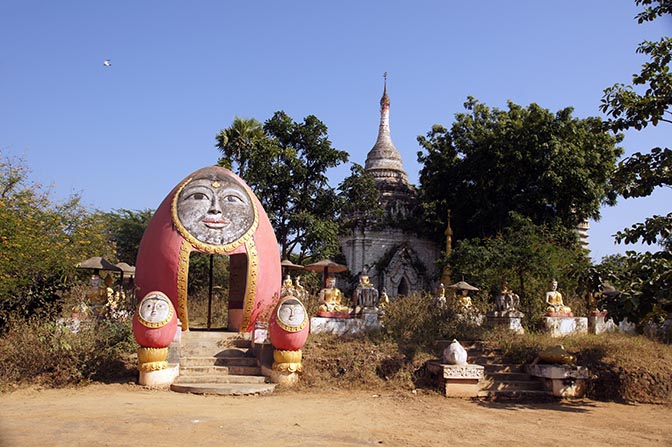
xmin=176 ymin=175 xmax=254 ymax=246
xmin=139 ymin=293 xmax=172 ymax=324
xmin=277 ymin=298 xmax=307 ymax=329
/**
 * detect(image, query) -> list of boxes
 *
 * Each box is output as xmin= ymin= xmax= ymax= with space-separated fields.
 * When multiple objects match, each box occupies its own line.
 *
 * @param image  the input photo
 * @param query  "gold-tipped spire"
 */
xmin=381 ymin=72 xmax=390 ymax=108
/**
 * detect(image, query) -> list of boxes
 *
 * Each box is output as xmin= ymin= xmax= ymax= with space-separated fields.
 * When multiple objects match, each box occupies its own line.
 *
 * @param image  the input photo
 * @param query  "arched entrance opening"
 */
xmin=186 ymin=252 xmax=251 ymax=331
xmin=397 ymin=276 xmax=409 ymax=297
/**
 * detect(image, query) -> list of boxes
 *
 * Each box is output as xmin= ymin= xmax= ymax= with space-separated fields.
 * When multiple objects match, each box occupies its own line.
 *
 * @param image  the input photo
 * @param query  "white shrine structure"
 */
xmin=339 ymin=79 xmax=439 ymax=299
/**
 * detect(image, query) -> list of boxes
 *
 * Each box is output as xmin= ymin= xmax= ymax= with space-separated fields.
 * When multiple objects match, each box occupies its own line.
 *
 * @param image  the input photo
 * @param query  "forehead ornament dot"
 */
xmin=212 ymin=181 xmax=220 ymax=188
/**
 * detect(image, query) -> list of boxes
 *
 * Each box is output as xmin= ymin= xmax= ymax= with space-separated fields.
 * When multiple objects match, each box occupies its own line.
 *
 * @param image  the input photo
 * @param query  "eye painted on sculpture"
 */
xmin=187 ymin=192 xmax=211 ymax=201
xmin=222 ymin=194 xmax=244 ymax=203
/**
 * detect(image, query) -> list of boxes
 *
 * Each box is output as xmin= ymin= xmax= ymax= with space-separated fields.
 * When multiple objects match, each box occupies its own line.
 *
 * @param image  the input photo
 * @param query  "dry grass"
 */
xmin=295 ymin=323 xmax=672 ymax=403
xmin=488 ymin=331 xmax=672 ymax=404
xmin=187 ymin=292 xmax=229 ymax=329
xmin=296 ymin=333 xmax=436 ymax=393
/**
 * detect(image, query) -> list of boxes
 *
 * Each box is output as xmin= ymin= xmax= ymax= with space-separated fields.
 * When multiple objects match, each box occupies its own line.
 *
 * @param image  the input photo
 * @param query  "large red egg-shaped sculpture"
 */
xmin=269 ymin=296 xmax=310 ymax=351
xmin=132 ymin=291 xmax=177 ymax=348
xmin=133 ymin=166 xmax=281 ymax=345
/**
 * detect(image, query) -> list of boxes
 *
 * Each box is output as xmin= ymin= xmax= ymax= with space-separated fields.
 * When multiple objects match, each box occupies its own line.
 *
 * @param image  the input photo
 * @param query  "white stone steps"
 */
xmin=477 ymin=389 xmax=552 ymax=402
xmin=179 ymin=364 xmax=262 ymax=376
xmin=172 ymin=330 xmax=273 ymax=396
xmin=483 ymin=363 xmax=526 ymax=374
xmin=180 ymin=356 xmax=258 ymax=367
xmin=173 ymin=374 xmax=267 ymax=384
xmin=170 ymin=382 xmax=276 ymax=396
xmin=481 ymin=378 xmax=544 ymax=392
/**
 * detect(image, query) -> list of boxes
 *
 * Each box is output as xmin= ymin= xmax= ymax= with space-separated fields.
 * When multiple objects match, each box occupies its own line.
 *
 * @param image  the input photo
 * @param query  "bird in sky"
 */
xmin=103 ymin=60 xmax=111 ymax=67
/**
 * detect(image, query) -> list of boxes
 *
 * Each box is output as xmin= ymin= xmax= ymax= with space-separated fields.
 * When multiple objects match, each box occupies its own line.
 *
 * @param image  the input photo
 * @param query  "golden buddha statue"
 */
xmin=292 ymin=275 xmax=308 ymax=301
xmin=379 ymin=288 xmax=390 ymax=309
xmin=458 ymin=289 xmax=474 ymax=310
xmin=317 ymin=276 xmax=350 ymax=315
xmin=280 ymin=274 xmax=295 ymax=298
xmin=545 ymin=280 xmax=572 ymax=315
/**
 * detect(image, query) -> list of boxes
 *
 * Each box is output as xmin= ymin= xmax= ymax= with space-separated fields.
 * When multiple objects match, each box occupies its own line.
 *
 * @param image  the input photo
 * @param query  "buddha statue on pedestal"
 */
xmin=317 ymin=276 xmax=350 ymax=317
xmin=352 ymin=275 xmax=379 ymax=316
xmin=545 ymin=280 xmax=572 ymax=316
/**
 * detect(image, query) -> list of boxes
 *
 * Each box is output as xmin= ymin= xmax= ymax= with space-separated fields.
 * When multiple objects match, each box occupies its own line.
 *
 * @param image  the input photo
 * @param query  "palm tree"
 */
xmin=215 ymin=116 xmax=265 ymax=176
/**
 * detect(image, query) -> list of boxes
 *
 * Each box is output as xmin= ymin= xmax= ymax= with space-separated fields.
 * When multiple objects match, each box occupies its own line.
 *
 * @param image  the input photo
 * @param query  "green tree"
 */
xmin=450 ymin=213 xmax=590 ymax=324
xmin=417 ymin=98 xmax=623 ymax=242
xmin=215 ymin=116 xmax=265 ymax=176
xmin=98 ymin=208 xmax=154 ymax=264
xmin=336 ymin=163 xmax=384 ymax=233
xmin=216 ymin=112 xmax=349 ymax=261
xmin=600 ymin=0 xmax=672 ymax=248
xmin=597 ymin=0 xmax=672 ymax=325
xmin=0 ymin=152 xmax=112 ymax=324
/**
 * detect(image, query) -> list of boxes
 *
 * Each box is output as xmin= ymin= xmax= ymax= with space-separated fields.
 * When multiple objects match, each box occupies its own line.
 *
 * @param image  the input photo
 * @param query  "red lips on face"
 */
xmin=202 ymin=218 xmax=230 ymax=229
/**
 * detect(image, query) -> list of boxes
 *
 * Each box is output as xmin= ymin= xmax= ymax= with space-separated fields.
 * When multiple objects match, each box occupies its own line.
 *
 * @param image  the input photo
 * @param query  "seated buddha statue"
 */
xmin=458 ymin=289 xmax=474 ymax=311
xmin=545 ymin=280 xmax=572 ymax=315
xmin=317 ymin=276 xmax=350 ymax=317
xmin=292 ymin=275 xmax=308 ymax=301
xmin=280 ymin=274 xmax=294 ymax=297
xmin=352 ymin=275 xmax=379 ymax=315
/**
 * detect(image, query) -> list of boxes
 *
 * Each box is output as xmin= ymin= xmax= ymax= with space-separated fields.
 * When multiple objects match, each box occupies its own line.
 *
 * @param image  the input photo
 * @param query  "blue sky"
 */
xmin=1 ymin=1 xmax=670 ymax=262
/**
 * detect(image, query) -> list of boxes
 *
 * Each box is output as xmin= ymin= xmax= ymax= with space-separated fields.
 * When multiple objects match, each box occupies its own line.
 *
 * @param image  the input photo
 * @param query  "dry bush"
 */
xmin=381 ymin=292 xmax=488 ymax=358
xmin=0 ymin=317 xmax=137 ymax=391
xmin=297 ymin=333 xmax=434 ymax=392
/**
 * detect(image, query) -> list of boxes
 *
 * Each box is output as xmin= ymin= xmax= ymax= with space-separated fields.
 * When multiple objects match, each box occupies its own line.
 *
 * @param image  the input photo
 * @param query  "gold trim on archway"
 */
xmin=177 ymin=240 xmax=192 ymax=330
xmin=240 ymin=239 xmax=258 ymax=331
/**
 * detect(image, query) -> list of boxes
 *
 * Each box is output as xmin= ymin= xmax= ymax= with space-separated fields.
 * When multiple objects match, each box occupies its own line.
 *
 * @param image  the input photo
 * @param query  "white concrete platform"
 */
xmin=487 ymin=315 xmax=525 ymax=334
xmin=310 ymin=316 xmax=380 ymax=336
xmin=528 ymin=364 xmax=591 ymax=398
xmin=543 ymin=316 xmax=588 ymax=337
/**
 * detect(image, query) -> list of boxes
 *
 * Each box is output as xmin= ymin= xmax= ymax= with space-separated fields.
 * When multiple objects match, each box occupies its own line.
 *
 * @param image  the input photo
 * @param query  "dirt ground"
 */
xmin=1 ymin=383 xmax=670 ymax=447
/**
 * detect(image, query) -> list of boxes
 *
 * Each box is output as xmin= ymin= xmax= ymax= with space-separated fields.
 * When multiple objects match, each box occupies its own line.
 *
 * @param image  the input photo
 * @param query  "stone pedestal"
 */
xmin=588 ymin=313 xmax=608 ymax=335
xmin=456 ymin=313 xmax=485 ymax=326
xmin=259 ymin=364 xmax=300 ymax=386
xmin=360 ymin=309 xmax=380 ymax=326
xmin=543 ymin=316 xmax=588 ymax=337
xmin=427 ymin=361 xmax=484 ymax=398
xmin=310 ymin=316 xmax=380 ymax=336
xmin=138 ymin=364 xmax=179 ymax=387
xmin=528 ymin=364 xmax=591 ymax=398
xmin=486 ymin=314 xmax=525 ymax=334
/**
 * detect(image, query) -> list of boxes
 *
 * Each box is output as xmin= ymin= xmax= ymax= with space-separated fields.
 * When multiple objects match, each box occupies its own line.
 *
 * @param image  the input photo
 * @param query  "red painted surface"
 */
xmin=268 ymin=297 xmax=310 ymax=351
xmin=132 ymin=311 xmax=178 ymax=348
xmin=133 ymin=167 xmax=280 ymax=346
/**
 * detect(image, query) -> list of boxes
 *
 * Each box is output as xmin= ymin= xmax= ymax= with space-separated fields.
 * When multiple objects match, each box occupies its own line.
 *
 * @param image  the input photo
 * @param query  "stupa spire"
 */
xmin=364 ymin=73 xmax=408 ymax=184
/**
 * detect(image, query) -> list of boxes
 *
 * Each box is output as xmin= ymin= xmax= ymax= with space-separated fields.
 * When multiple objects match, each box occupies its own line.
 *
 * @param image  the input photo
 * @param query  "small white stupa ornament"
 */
xmin=442 ymin=339 xmax=468 ymax=365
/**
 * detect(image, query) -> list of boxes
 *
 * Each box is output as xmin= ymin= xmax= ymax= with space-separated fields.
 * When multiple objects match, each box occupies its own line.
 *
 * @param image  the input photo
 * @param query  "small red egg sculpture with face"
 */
xmin=133 ymin=291 xmax=177 ymax=373
xmin=269 ymin=295 xmax=309 ymax=351
xmin=268 ymin=295 xmax=309 ymax=377
xmin=133 ymin=291 xmax=178 ymax=348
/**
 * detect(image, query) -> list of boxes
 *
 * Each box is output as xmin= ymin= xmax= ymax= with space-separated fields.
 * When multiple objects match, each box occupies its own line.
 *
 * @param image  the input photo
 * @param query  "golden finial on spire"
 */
xmin=381 ymin=72 xmax=390 ymax=108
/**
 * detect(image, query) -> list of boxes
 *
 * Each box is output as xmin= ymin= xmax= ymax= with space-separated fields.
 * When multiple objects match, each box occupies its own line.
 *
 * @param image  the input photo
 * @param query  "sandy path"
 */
xmin=0 ymin=384 xmax=670 ymax=446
